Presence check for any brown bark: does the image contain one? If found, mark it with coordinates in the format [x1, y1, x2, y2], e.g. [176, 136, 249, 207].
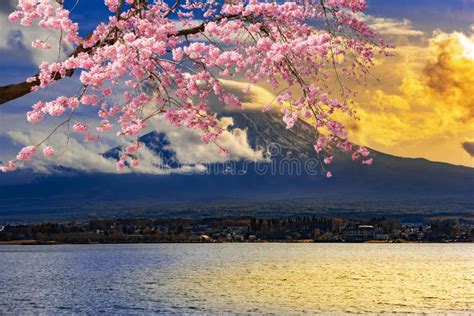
[0, 60, 78, 105]
[0, 38, 89, 105]
[0, 80, 39, 105]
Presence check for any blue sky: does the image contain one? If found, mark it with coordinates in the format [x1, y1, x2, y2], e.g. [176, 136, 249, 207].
[72, 0, 474, 34]
[2, 0, 471, 84]
[366, 0, 473, 32]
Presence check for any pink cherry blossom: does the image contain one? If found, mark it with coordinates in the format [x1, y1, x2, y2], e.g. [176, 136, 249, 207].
[43, 146, 54, 157]
[222, 93, 242, 109]
[43, 100, 66, 116]
[116, 156, 126, 171]
[282, 109, 298, 129]
[102, 87, 113, 97]
[0, 160, 17, 173]
[84, 134, 100, 142]
[96, 120, 113, 132]
[26, 110, 45, 124]
[16, 146, 37, 161]
[32, 40, 52, 49]
[362, 158, 373, 165]
[262, 104, 272, 113]
[8, 11, 22, 23]
[324, 156, 334, 165]
[358, 147, 370, 157]
[3, 0, 390, 175]
[125, 141, 141, 154]
[72, 121, 88, 133]
[7, 161, 15, 171]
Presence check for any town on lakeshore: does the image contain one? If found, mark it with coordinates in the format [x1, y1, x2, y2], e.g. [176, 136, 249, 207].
[1, 215, 472, 244]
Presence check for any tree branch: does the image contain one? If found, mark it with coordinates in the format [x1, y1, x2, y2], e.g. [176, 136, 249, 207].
[0, 14, 240, 105]
[116, 0, 124, 19]
[0, 44, 86, 105]
[164, 0, 181, 18]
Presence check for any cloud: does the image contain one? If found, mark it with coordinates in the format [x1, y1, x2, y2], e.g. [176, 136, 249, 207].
[147, 115, 265, 165]
[138, 78, 267, 166]
[421, 31, 474, 120]
[0, 0, 71, 67]
[6, 130, 119, 173]
[2, 78, 267, 174]
[5, 129, 221, 175]
[345, 30, 474, 167]
[217, 79, 275, 110]
[4, 113, 266, 174]
[356, 13, 424, 37]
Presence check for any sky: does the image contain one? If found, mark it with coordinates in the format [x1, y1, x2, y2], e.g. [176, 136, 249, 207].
[0, 0, 473, 173]
[347, 0, 474, 167]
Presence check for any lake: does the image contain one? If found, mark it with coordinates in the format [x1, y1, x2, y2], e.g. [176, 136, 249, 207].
[0, 243, 472, 314]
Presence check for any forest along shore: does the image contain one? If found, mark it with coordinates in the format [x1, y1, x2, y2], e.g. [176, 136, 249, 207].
[1, 215, 472, 244]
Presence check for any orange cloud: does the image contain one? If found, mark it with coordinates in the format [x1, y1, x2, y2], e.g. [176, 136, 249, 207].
[346, 31, 474, 167]
[225, 27, 473, 167]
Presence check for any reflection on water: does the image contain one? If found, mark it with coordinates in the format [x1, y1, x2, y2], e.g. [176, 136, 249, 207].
[0, 244, 472, 314]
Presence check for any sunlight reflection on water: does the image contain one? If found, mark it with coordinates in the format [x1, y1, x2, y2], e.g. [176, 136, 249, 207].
[0, 243, 473, 314]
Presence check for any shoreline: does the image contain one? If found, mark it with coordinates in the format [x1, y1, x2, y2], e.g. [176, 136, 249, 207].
[2, 216, 471, 244]
[0, 240, 471, 245]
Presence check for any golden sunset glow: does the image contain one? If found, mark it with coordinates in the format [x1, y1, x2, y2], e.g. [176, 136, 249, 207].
[160, 245, 474, 313]
[346, 31, 474, 167]
[237, 30, 474, 167]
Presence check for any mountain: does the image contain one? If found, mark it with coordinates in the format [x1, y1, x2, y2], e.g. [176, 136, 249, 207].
[0, 108, 472, 222]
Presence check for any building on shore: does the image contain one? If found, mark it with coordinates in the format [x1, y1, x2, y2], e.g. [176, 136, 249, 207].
[342, 225, 388, 242]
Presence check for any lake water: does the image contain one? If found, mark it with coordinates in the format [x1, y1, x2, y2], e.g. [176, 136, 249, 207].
[0, 243, 472, 314]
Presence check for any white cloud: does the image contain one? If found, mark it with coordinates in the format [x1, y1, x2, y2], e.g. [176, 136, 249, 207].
[4, 105, 266, 174]
[147, 115, 265, 165]
[5, 129, 228, 175]
[0, 0, 72, 66]
[7, 130, 119, 173]
[356, 13, 424, 37]
[142, 79, 269, 165]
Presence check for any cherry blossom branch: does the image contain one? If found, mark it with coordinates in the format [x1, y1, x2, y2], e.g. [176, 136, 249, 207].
[0, 12, 240, 105]
[1, 0, 388, 175]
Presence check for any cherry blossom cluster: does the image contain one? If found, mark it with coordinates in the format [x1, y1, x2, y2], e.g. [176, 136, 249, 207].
[8, 0, 79, 43]
[3, 0, 391, 176]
